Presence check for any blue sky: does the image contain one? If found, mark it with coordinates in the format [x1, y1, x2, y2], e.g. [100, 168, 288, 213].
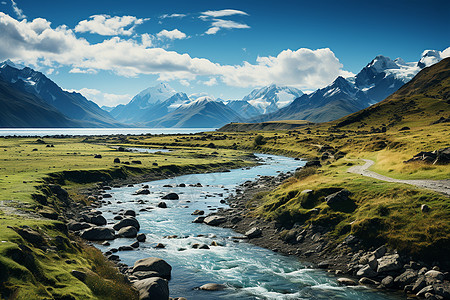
[0, 0, 449, 106]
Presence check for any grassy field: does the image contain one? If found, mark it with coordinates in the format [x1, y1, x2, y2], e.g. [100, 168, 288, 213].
[0, 136, 256, 299]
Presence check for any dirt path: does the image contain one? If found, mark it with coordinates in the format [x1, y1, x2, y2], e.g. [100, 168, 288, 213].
[347, 159, 450, 196]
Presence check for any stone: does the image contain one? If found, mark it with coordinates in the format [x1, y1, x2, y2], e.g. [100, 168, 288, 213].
[16, 228, 45, 245]
[137, 233, 146, 242]
[412, 276, 427, 294]
[191, 210, 205, 215]
[118, 226, 138, 238]
[124, 210, 136, 217]
[198, 244, 210, 249]
[71, 270, 87, 282]
[154, 243, 165, 249]
[132, 257, 172, 280]
[133, 271, 160, 280]
[161, 193, 179, 200]
[130, 241, 139, 248]
[421, 204, 431, 213]
[359, 277, 379, 285]
[133, 277, 169, 300]
[377, 254, 402, 273]
[118, 246, 134, 251]
[381, 276, 394, 288]
[157, 202, 167, 208]
[394, 269, 418, 287]
[113, 217, 140, 231]
[113, 158, 120, 163]
[325, 189, 354, 211]
[135, 188, 150, 195]
[199, 283, 227, 291]
[89, 215, 107, 226]
[317, 262, 329, 269]
[193, 216, 206, 223]
[68, 221, 91, 231]
[203, 215, 226, 226]
[357, 265, 378, 278]
[425, 270, 445, 281]
[337, 278, 358, 286]
[81, 227, 115, 241]
[417, 285, 435, 297]
[245, 227, 262, 239]
[372, 245, 387, 258]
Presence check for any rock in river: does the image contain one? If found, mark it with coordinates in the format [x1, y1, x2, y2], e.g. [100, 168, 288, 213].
[118, 226, 138, 238]
[161, 193, 179, 200]
[132, 257, 172, 280]
[81, 227, 115, 241]
[203, 215, 226, 226]
[245, 227, 262, 239]
[113, 217, 140, 231]
[133, 277, 169, 300]
[199, 283, 227, 291]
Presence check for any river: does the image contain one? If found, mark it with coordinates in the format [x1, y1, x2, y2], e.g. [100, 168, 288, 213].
[95, 153, 401, 299]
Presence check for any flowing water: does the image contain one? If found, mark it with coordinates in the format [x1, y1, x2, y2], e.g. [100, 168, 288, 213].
[95, 153, 401, 300]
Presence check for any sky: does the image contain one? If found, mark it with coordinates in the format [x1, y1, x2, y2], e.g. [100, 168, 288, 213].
[0, 0, 449, 107]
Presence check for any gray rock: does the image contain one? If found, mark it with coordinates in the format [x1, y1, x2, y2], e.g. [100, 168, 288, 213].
[381, 276, 394, 288]
[134, 188, 150, 195]
[71, 270, 87, 282]
[417, 285, 435, 297]
[412, 276, 427, 294]
[16, 228, 45, 245]
[199, 283, 227, 291]
[157, 202, 167, 208]
[132, 257, 172, 280]
[357, 265, 378, 278]
[203, 215, 226, 226]
[191, 210, 205, 215]
[337, 278, 358, 286]
[372, 245, 387, 258]
[89, 215, 107, 226]
[394, 269, 418, 287]
[377, 254, 402, 273]
[80, 227, 115, 241]
[359, 277, 379, 285]
[68, 221, 91, 231]
[161, 193, 179, 200]
[133, 277, 169, 300]
[245, 227, 262, 239]
[325, 189, 352, 207]
[193, 216, 206, 223]
[133, 271, 160, 280]
[137, 233, 146, 242]
[124, 210, 136, 217]
[425, 270, 445, 281]
[119, 245, 134, 251]
[113, 217, 140, 231]
[118, 226, 138, 238]
[130, 241, 139, 248]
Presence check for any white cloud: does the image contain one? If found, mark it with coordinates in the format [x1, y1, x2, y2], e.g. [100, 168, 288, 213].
[179, 79, 190, 86]
[205, 19, 250, 35]
[75, 87, 131, 107]
[69, 67, 97, 74]
[203, 77, 217, 86]
[201, 9, 248, 18]
[156, 29, 187, 40]
[75, 14, 148, 36]
[2, 1, 7, 5]
[0, 12, 351, 90]
[160, 13, 186, 19]
[10, 0, 25, 19]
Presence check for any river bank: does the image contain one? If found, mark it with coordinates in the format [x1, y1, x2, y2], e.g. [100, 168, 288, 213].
[202, 169, 450, 299]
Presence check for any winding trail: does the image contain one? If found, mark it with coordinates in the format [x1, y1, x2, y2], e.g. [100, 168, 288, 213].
[347, 159, 450, 196]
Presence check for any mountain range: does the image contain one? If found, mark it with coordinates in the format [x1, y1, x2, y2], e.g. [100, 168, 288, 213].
[0, 49, 445, 128]
[0, 60, 121, 127]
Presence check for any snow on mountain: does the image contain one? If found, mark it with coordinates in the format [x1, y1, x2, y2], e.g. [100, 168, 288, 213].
[417, 50, 442, 68]
[188, 92, 215, 101]
[242, 84, 303, 114]
[131, 82, 176, 108]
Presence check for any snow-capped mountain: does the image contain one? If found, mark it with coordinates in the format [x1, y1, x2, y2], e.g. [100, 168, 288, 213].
[242, 84, 303, 114]
[144, 96, 242, 128]
[110, 83, 177, 122]
[254, 50, 446, 123]
[0, 61, 121, 127]
[225, 100, 262, 119]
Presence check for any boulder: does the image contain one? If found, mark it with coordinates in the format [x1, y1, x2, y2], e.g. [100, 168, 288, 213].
[118, 226, 138, 238]
[71, 270, 87, 282]
[119, 246, 134, 251]
[81, 227, 115, 241]
[372, 245, 387, 258]
[68, 221, 91, 231]
[199, 283, 227, 291]
[113, 217, 140, 231]
[132, 257, 172, 280]
[89, 215, 107, 226]
[133, 277, 169, 300]
[113, 158, 121, 163]
[137, 233, 146, 242]
[157, 202, 167, 208]
[381, 276, 394, 288]
[394, 269, 418, 287]
[203, 215, 226, 226]
[191, 210, 205, 215]
[130, 241, 139, 248]
[325, 189, 355, 212]
[124, 210, 136, 217]
[161, 193, 179, 200]
[359, 277, 379, 285]
[245, 227, 262, 239]
[412, 276, 427, 294]
[337, 278, 358, 286]
[16, 228, 45, 245]
[357, 265, 378, 278]
[193, 216, 206, 223]
[135, 188, 150, 195]
[425, 270, 445, 281]
[377, 254, 402, 273]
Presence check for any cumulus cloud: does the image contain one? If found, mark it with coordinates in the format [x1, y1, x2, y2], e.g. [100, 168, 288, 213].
[69, 67, 97, 74]
[156, 29, 187, 40]
[201, 9, 248, 18]
[203, 77, 217, 86]
[10, 0, 25, 19]
[179, 79, 190, 86]
[160, 13, 186, 19]
[75, 14, 148, 36]
[205, 19, 250, 35]
[0, 12, 351, 90]
[75, 87, 131, 106]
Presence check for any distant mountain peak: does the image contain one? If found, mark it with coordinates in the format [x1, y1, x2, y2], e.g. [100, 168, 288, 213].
[0, 59, 25, 70]
[417, 50, 442, 68]
[366, 55, 399, 73]
[242, 84, 303, 114]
